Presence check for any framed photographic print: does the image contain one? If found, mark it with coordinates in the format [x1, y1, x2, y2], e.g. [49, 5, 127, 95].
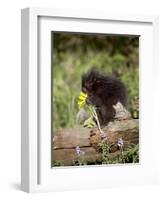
[21, 8, 159, 193]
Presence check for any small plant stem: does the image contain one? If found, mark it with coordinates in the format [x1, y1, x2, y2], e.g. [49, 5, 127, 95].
[89, 106, 103, 134]
[120, 147, 125, 163]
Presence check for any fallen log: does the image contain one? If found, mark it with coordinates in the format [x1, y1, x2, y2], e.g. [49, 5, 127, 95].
[52, 119, 139, 166]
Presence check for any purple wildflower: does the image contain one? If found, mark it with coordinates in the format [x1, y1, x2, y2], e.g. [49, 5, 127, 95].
[76, 146, 81, 156]
[117, 138, 124, 148]
[100, 131, 107, 139]
[75, 146, 85, 156]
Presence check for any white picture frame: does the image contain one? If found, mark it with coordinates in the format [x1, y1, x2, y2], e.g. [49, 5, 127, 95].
[21, 7, 159, 193]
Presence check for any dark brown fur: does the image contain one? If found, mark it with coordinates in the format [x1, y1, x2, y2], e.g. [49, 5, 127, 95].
[82, 69, 128, 126]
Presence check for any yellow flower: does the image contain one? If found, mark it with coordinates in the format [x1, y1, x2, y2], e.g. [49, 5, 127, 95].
[78, 91, 87, 109]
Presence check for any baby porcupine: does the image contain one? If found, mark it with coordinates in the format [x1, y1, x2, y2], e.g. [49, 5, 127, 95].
[81, 69, 128, 126]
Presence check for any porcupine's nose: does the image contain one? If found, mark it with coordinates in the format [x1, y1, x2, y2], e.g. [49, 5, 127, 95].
[82, 87, 87, 94]
[86, 97, 92, 105]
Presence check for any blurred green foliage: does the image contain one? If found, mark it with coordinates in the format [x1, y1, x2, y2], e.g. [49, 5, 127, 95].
[52, 33, 139, 130]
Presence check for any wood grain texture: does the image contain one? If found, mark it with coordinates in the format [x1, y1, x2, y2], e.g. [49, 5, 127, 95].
[53, 119, 139, 166]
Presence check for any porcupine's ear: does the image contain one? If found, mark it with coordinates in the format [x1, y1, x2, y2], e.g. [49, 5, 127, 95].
[89, 68, 104, 88]
[82, 67, 103, 93]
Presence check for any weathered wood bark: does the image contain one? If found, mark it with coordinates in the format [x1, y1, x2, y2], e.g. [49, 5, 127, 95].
[52, 119, 139, 166]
